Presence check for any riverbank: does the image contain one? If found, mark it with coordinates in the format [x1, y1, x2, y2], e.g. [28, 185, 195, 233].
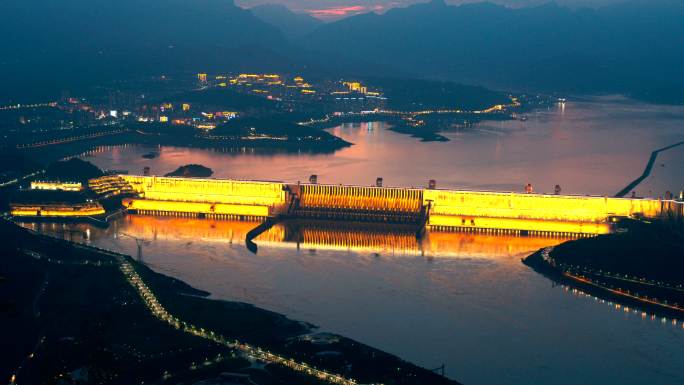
[0, 219, 459, 385]
[524, 219, 684, 318]
[308, 111, 522, 142]
[16, 127, 350, 161]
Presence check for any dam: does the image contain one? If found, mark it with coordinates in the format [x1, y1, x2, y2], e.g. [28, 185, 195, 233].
[110, 175, 683, 238]
[120, 175, 287, 220]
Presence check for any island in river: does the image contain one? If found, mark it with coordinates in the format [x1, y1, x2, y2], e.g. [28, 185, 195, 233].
[165, 164, 214, 178]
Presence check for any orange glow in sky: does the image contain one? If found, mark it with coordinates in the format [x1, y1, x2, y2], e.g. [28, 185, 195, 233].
[237, 1, 624, 21]
[305, 5, 384, 19]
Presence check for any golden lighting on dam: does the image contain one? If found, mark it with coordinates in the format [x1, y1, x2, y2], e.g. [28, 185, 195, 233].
[122, 199, 271, 219]
[119, 175, 287, 218]
[120, 175, 286, 208]
[10, 203, 106, 218]
[110, 175, 676, 236]
[30, 181, 83, 192]
[428, 215, 611, 236]
[423, 189, 663, 223]
[298, 184, 422, 213]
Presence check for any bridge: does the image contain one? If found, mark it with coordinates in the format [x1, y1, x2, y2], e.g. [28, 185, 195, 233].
[116, 175, 683, 241]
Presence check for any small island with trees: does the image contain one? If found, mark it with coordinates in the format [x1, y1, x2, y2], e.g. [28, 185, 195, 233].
[164, 164, 214, 178]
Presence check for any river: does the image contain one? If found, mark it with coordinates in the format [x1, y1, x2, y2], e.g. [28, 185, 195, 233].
[24, 97, 684, 384]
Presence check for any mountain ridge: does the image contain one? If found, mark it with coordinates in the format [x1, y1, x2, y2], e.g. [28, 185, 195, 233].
[303, 0, 684, 101]
[249, 3, 323, 40]
[0, 0, 293, 101]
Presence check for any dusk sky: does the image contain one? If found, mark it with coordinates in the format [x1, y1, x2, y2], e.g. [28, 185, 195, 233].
[3, 0, 683, 383]
[235, 0, 623, 20]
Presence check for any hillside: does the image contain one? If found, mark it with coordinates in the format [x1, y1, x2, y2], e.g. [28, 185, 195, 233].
[249, 3, 323, 40]
[0, 0, 291, 101]
[369, 77, 510, 111]
[304, 0, 684, 103]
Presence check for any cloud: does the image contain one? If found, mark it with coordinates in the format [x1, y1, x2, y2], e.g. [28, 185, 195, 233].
[305, 4, 386, 19]
[236, 1, 625, 21]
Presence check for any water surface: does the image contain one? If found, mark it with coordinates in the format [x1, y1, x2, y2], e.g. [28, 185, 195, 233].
[25, 217, 684, 385]
[42, 97, 684, 384]
[82, 96, 684, 196]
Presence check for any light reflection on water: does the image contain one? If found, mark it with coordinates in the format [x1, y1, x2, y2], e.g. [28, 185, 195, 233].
[48, 97, 684, 384]
[22, 215, 684, 385]
[81, 97, 684, 196]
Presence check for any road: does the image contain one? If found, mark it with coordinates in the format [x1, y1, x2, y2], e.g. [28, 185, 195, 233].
[20, 230, 375, 385]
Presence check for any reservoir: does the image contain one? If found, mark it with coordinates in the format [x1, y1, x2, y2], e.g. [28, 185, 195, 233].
[81, 96, 684, 196]
[23, 97, 684, 385]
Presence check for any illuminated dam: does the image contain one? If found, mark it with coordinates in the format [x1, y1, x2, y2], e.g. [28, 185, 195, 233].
[116, 175, 683, 238]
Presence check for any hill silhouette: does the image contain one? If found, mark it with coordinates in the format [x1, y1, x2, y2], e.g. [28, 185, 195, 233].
[249, 4, 323, 40]
[369, 77, 509, 111]
[0, 0, 292, 101]
[304, 0, 684, 102]
[3, 0, 684, 104]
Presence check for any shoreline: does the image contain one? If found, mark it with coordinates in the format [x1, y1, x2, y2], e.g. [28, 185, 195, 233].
[524, 250, 684, 319]
[2, 218, 460, 385]
[523, 220, 684, 319]
[307, 111, 523, 143]
[16, 129, 351, 163]
[6, 101, 548, 171]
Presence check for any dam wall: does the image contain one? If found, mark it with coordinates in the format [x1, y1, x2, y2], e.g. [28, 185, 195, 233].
[424, 190, 662, 222]
[427, 215, 611, 236]
[119, 175, 287, 218]
[122, 200, 272, 220]
[112, 175, 679, 236]
[655, 199, 684, 232]
[294, 184, 424, 222]
[10, 202, 106, 218]
[423, 189, 665, 235]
